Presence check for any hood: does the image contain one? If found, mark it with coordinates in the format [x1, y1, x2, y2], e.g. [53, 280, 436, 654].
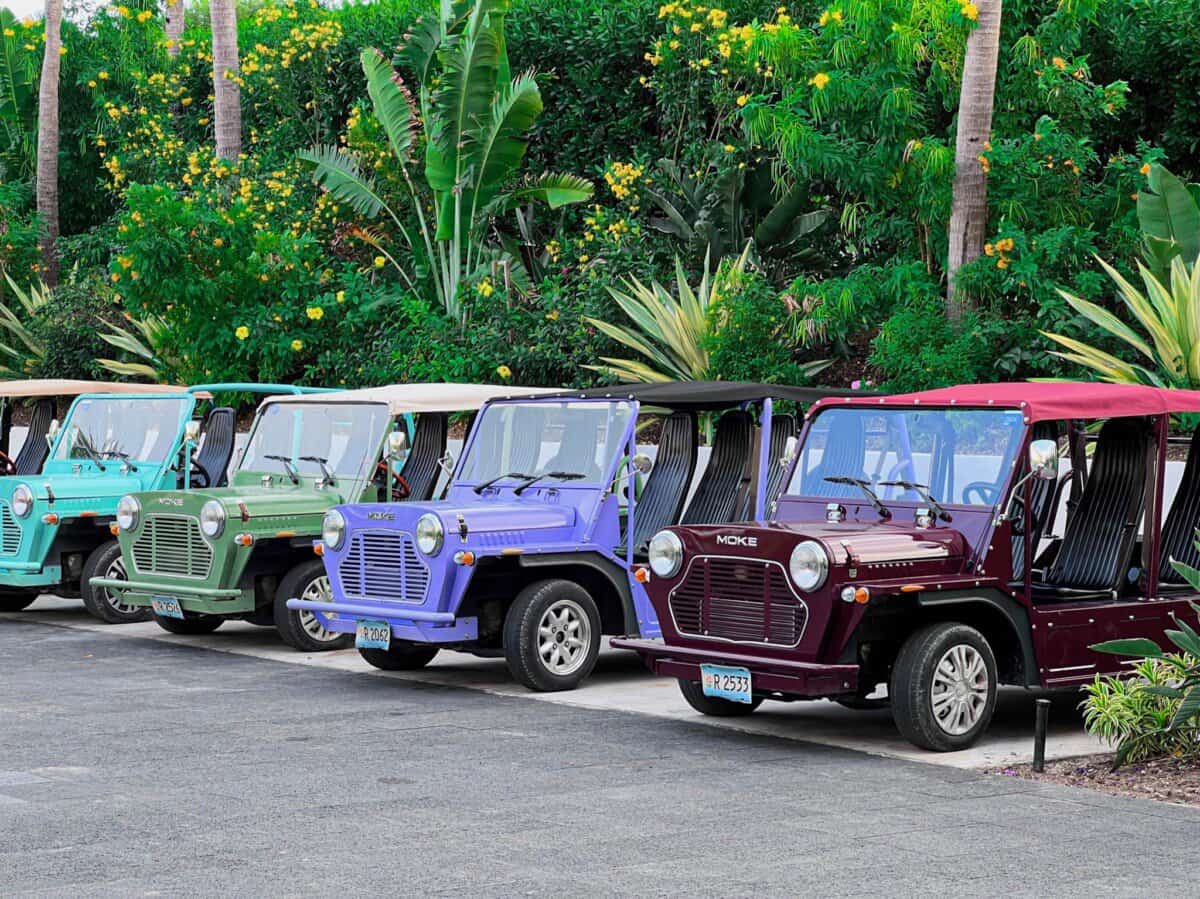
[1, 473, 156, 505]
[338, 498, 577, 536]
[136, 483, 346, 520]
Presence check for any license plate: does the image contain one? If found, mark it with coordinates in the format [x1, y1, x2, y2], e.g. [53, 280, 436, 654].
[151, 595, 184, 620]
[356, 619, 391, 650]
[700, 664, 753, 704]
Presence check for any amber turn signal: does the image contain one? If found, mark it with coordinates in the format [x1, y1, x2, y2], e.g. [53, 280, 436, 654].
[108, 523, 119, 535]
[453, 550, 476, 566]
[42, 513, 60, 525]
[634, 566, 651, 584]
[235, 533, 254, 547]
[313, 542, 324, 556]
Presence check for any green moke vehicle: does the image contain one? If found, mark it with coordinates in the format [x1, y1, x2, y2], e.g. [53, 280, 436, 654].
[92, 383, 527, 651]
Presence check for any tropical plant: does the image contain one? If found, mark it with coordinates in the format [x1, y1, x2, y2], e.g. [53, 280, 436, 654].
[1138, 163, 1200, 274]
[97, 314, 177, 382]
[210, 0, 241, 160]
[1043, 255, 1200, 389]
[0, 11, 37, 180]
[302, 0, 592, 322]
[0, 274, 50, 375]
[36, 0, 64, 286]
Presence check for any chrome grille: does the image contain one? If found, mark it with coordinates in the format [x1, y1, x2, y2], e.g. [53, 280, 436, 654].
[131, 515, 213, 579]
[669, 556, 808, 646]
[0, 502, 20, 555]
[339, 530, 430, 604]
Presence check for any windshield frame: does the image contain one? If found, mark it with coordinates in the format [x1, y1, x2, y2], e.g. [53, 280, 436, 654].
[237, 399, 393, 484]
[50, 393, 194, 467]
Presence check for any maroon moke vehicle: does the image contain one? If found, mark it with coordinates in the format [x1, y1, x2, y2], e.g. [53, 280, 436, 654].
[614, 382, 1200, 751]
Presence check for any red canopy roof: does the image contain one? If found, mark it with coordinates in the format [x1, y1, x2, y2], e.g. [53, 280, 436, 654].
[811, 382, 1200, 423]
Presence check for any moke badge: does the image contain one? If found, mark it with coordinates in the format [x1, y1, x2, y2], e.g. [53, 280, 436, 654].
[716, 534, 757, 548]
[158, 497, 184, 507]
[367, 511, 395, 521]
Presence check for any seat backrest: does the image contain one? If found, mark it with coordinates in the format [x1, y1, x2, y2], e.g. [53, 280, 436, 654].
[800, 412, 868, 497]
[397, 413, 448, 502]
[1160, 427, 1200, 584]
[1044, 417, 1151, 592]
[681, 410, 753, 526]
[1011, 421, 1059, 576]
[194, 407, 236, 488]
[630, 411, 697, 553]
[14, 398, 54, 475]
[762, 414, 798, 516]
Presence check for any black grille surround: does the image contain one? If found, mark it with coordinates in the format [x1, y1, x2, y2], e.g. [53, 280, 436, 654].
[667, 555, 809, 647]
[338, 530, 431, 604]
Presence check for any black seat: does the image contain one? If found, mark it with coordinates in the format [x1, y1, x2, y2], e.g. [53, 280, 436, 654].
[759, 413, 797, 517]
[1160, 427, 1200, 585]
[1038, 417, 1152, 596]
[800, 412, 868, 496]
[681, 410, 753, 525]
[629, 412, 697, 554]
[192, 407, 236, 488]
[1011, 422, 1060, 577]
[396, 413, 448, 502]
[13, 398, 54, 475]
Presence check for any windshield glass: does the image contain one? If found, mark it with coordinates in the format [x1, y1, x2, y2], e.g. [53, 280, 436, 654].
[240, 402, 392, 480]
[788, 407, 1026, 506]
[54, 397, 189, 464]
[458, 401, 634, 485]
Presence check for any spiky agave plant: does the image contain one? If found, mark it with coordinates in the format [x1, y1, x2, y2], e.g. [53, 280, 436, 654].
[0, 274, 50, 376]
[96, 313, 178, 383]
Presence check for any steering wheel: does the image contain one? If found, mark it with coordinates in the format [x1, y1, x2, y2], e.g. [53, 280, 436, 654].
[375, 460, 410, 500]
[963, 482, 999, 506]
[188, 454, 212, 489]
[0, 451, 16, 476]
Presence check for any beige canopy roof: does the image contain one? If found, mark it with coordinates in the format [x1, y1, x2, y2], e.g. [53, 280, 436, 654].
[0, 379, 187, 398]
[265, 382, 558, 415]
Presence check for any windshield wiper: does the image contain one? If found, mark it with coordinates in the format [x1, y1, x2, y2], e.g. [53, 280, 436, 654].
[300, 455, 336, 485]
[101, 449, 137, 472]
[74, 438, 107, 472]
[879, 480, 953, 522]
[264, 454, 300, 485]
[473, 471, 535, 495]
[513, 471, 586, 496]
[824, 476, 892, 520]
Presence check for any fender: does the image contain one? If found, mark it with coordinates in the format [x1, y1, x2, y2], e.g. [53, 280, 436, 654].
[516, 552, 639, 635]
[916, 588, 1039, 687]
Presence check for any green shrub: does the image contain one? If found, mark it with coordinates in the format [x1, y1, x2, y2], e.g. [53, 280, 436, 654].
[1082, 655, 1200, 767]
[27, 279, 116, 380]
[0, 181, 42, 291]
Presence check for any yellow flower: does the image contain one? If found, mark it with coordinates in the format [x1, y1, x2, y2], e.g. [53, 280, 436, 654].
[496, 365, 512, 379]
[2, 29, 15, 38]
[291, 339, 303, 351]
[736, 94, 749, 107]
[476, 278, 494, 298]
[1140, 162, 1151, 176]
[58, 46, 66, 56]
[373, 256, 385, 268]
[136, 9, 152, 22]
[306, 306, 324, 320]
[960, 2, 978, 21]
[98, 71, 109, 80]
[809, 72, 830, 90]
[1052, 56, 1066, 70]
[235, 325, 250, 340]
[723, 144, 735, 152]
[213, 237, 223, 247]
[546, 310, 559, 321]
[335, 290, 345, 303]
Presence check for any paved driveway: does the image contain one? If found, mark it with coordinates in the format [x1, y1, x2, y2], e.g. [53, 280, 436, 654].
[1, 613, 1197, 896]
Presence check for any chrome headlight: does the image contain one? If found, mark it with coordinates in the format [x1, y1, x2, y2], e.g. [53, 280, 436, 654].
[415, 513, 444, 556]
[11, 484, 33, 519]
[116, 495, 140, 531]
[648, 530, 684, 578]
[199, 499, 226, 538]
[322, 508, 346, 551]
[788, 540, 828, 591]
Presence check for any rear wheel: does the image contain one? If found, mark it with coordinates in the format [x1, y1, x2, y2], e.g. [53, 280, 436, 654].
[153, 610, 224, 635]
[891, 622, 997, 751]
[0, 591, 37, 612]
[677, 678, 763, 717]
[80, 540, 149, 624]
[273, 559, 352, 652]
[503, 579, 601, 692]
[358, 642, 439, 671]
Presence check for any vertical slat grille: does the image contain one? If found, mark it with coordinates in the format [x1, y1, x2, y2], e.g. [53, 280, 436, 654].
[339, 531, 430, 604]
[669, 556, 807, 646]
[0, 502, 20, 555]
[131, 515, 213, 578]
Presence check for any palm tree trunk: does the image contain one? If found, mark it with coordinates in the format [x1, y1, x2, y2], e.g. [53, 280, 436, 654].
[209, 0, 241, 161]
[166, 0, 185, 58]
[945, 0, 1003, 320]
[36, 0, 63, 287]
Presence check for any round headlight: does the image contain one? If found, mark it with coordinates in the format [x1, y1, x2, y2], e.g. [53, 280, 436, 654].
[648, 530, 684, 578]
[415, 513, 444, 556]
[788, 540, 828, 592]
[116, 495, 140, 531]
[11, 484, 33, 519]
[322, 508, 346, 551]
[199, 499, 226, 538]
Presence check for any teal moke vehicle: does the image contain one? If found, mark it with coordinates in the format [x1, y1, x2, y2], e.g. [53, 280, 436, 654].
[0, 383, 326, 622]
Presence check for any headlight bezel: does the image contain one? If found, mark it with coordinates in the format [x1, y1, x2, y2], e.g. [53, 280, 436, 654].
[788, 540, 829, 592]
[647, 529, 684, 578]
[11, 484, 33, 519]
[116, 495, 140, 531]
[199, 499, 226, 538]
[415, 513, 444, 556]
[322, 508, 346, 551]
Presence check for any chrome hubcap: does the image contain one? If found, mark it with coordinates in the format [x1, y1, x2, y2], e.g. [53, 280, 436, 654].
[536, 599, 590, 676]
[931, 644, 988, 736]
[297, 576, 339, 642]
[103, 557, 139, 615]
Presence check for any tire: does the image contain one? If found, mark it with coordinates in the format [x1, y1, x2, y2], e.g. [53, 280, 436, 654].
[677, 678, 763, 717]
[153, 611, 224, 635]
[890, 622, 998, 751]
[503, 579, 602, 692]
[0, 591, 37, 612]
[80, 540, 149, 624]
[273, 559, 352, 653]
[836, 697, 890, 711]
[358, 643, 439, 671]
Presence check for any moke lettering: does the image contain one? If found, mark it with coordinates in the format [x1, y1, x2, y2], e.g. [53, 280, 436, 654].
[715, 534, 757, 548]
[367, 511, 395, 521]
[158, 497, 184, 507]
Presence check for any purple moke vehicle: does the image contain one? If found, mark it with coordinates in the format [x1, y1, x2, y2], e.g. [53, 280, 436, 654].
[615, 382, 1200, 751]
[288, 382, 859, 691]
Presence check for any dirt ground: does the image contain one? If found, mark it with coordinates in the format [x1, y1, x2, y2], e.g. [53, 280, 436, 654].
[998, 752, 1200, 807]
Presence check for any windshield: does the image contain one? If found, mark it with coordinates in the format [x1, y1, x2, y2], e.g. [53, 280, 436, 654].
[54, 397, 190, 464]
[240, 402, 392, 481]
[789, 407, 1026, 506]
[458, 400, 634, 485]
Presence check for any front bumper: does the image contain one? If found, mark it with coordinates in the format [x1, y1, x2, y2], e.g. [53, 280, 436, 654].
[286, 597, 478, 643]
[91, 576, 247, 615]
[611, 638, 859, 698]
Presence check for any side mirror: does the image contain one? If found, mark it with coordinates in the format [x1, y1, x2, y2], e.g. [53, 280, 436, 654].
[184, 419, 202, 443]
[1029, 439, 1058, 480]
[387, 430, 408, 460]
[780, 435, 799, 468]
[632, 453, 654, 475]
[45, 418, 60, 447]
[437, 450, 456, 474]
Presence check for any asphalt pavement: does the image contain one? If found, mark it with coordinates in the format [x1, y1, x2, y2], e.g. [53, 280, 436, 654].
[2, 614, 1199, 897]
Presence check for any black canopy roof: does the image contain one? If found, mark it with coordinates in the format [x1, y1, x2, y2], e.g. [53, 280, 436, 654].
[510, 381, 870, 411]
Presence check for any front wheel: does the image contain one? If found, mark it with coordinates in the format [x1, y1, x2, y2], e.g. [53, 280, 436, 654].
[890, 622, 998, 751]
[358, 642, 439, 671]
[503, 579, 601, 692]
[273, 559, 352, 653]
[0, 591, 37, 612]
[154, 610, 224, 635]
[80, 540, 149, 624]
[677, 678, 763, 717]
